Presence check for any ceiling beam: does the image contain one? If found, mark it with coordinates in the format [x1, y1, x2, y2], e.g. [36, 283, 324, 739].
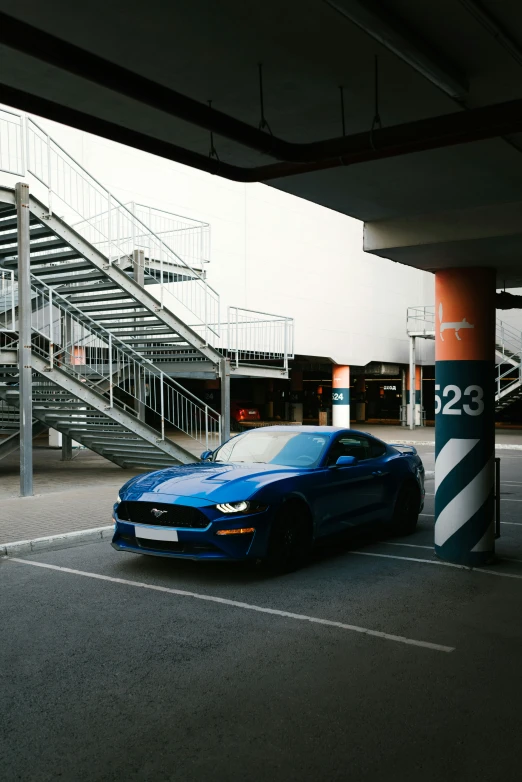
[324, 0, 468, 99]
[3, 83, 522, 184]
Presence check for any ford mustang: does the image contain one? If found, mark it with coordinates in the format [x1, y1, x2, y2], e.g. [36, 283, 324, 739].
[112, 426, 424, 570]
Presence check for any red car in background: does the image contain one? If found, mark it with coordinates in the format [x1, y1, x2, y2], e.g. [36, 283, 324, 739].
[231, 401, 261, 430]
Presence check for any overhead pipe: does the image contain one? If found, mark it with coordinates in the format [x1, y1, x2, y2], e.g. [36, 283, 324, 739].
[4, 82, 522, 185]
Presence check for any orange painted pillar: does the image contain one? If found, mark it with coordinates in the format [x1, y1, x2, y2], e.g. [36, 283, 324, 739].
[332, 366, 350, 427]
[434, 268, 495, 566]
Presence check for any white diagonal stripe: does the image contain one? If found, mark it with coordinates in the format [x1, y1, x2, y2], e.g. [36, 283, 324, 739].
[435, 438, 479, 493]
[435, 458, 494, 547]
[471, 522, 494, 552]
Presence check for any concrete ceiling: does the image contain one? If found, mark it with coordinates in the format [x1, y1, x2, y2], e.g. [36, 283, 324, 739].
[2, 0, 522, 281]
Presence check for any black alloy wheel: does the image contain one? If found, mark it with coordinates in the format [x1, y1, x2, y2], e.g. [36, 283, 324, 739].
[265, 503, 313, 573]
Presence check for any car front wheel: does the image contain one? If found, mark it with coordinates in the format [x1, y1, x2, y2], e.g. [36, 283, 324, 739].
[265, 503, 313, 573]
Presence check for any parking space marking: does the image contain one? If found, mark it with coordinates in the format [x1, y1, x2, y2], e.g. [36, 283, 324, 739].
[350, 551, 522, 580]
[384, 542, 433, 550]
[420, 513, 522, 527]
[6, 558, 455, 654]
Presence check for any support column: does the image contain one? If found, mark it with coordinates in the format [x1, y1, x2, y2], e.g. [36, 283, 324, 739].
[408, 336, 416, 430]
[132, 248, 145, 288]
[332, 365, 350, 428]
[434, 267, 495, 566]
[220, 357, 231, 443]
[401, 367, 407, 426]
[61, 435, 73, 461]
[16, 182, 33, 497]
[132, 250, 146, 421]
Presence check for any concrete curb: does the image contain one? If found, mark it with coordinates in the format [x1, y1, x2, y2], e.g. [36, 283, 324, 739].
[391, 440, 522, 451]
[0, 526, 114, 557]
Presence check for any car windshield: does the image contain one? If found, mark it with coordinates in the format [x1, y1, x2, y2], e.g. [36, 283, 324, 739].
[213, 430, 330, 468]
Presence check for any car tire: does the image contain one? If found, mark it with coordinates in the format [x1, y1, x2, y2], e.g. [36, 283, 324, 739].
[265, 502, 313, 573]
[390, 482, 420, 536]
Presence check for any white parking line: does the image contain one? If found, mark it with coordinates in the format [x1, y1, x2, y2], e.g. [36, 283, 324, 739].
[6, 558, 455, 654]
[350, 551, 522, 580]
[420, 513, 522, 527]
[384, 542, 522, 566]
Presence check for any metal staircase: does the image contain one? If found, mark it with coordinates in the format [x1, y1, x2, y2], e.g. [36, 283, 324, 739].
[407, 305, 522, 412]
[0, 107, 295, 477]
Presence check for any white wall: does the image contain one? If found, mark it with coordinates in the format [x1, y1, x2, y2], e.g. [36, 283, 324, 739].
[1, 108, 436, 366]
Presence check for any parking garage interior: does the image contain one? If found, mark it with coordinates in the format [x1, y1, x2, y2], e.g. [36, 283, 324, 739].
[3, 1, 522, 780]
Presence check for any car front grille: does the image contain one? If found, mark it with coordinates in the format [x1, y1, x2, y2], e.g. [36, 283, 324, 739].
[117, 501, 210, 528]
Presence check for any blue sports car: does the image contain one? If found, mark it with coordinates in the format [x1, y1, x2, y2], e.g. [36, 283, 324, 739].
[112, 426, 425, 570]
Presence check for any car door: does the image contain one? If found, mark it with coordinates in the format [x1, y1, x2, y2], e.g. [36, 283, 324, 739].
[312, 434, 379, 535]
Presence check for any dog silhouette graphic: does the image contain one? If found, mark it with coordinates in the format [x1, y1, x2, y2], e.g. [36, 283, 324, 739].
[439, 302, 474, 341]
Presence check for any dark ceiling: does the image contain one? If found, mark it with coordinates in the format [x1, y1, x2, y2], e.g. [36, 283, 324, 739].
[1, 0, 522, 261]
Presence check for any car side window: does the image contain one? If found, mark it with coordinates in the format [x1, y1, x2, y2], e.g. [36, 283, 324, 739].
[326, 435, 372, 465]
[369, 439, 386, 458]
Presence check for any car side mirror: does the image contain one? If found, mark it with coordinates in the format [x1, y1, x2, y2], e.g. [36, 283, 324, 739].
[200, 450, 213, 462]
[335, 455, 357, 467]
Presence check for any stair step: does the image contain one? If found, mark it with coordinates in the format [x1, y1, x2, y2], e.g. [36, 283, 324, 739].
[56, 281, 120, 296]
[0, 225, 52, 247]
[79, 301, 148, 313]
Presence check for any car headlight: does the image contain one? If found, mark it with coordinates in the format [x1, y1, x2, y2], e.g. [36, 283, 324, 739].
[215, 501, 267, 514]
[216, 501, 250, 513]
[116, 494, 121, 504]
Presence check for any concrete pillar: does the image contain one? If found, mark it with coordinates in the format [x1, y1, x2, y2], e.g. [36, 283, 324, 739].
[401, 367, 407, 426]
[434, 267, 495, 566]
[16, 182, 33, 497]
[332, 365, 350, 428]
[61, 435, 73, 461]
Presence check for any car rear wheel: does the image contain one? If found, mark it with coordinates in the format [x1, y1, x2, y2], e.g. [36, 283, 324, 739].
[391, 482, 420, 536]
[265, 503, 313, 573]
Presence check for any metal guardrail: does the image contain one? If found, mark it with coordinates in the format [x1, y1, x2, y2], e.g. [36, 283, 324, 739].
[28, 276, 221, 450]
[407, 304, 522, 401]
[1, 109, 296, 370]
[129, 203, 210, 270]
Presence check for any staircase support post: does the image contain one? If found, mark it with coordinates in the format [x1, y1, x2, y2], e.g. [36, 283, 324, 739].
[61, 436, 73, 461]
[16, 182, 33, 497]
[220, 357, 231, 444]
[408, 336, 416, 431]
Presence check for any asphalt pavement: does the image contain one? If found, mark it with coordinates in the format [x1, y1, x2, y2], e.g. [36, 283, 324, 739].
[2, 445, 522, 781]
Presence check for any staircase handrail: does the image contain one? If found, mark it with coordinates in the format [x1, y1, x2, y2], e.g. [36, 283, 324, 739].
[28, 275, 221, 448]
[23, 116, 220, 336]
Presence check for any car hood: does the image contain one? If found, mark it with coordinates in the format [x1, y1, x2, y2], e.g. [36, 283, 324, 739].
[123, 462, 303, 503]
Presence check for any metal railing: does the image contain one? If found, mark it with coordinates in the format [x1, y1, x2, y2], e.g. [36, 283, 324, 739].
[129, 203, 210, 269]
[1, 114, 220, 337]
[0, 270, 16, 330]
[226, 307, 294, 369]
[28, 277, 221, 450]
[407, 304, 522, 401]
[0, 108, 24, 176]
[1, 108, 296, 369]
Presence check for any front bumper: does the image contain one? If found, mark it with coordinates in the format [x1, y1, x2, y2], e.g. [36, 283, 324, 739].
[111, 506, 273, 561]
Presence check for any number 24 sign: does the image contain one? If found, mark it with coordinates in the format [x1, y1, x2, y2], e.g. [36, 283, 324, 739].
[435, 385, 484, 416]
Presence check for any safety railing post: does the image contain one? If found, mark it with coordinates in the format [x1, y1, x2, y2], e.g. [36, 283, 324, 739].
[284, 318, 288, 372]
[205, 404, 209, 451]
[107, 193, 112, 264]
[235, 307, 239, 368]
[160, 373, 165, 440]
[46, 133, 53, 216]
[108, 334, 113, 407]
[48, 287, 54, 368]
[10, 269, 15, 331]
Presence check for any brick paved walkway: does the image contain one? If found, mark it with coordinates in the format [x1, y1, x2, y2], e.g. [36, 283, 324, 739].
[0, 447, 140, 545]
